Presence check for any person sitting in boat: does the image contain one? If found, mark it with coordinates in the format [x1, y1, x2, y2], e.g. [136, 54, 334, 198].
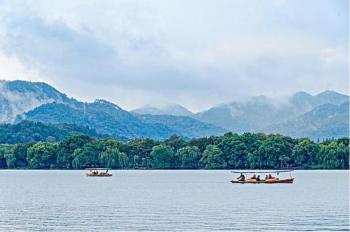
[256, 175, 261, 181]
[237, 173, 245, 181]
[268, 174, 274, 179]
[251, 174, 257, 179]
[265, 175, 269, 180]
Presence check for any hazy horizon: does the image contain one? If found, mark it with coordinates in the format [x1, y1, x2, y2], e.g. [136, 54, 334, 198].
[1, 78, 348, 113]
[0, 0, 348, 111]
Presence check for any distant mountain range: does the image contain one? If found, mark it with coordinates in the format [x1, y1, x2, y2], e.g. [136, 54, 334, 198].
[1, 80, 224, 140]
[0, 80, 348, 140]
[19, 100, 224, 140]
[266, 102, 349, 139]
[194, 91, 349, 140]
[132, 104, 193, 116]
[0, 80, 75, 123]
[135, 91, 349, 140]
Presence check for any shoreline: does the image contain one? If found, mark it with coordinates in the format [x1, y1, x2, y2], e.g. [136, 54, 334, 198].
[0, 169, 348, 171]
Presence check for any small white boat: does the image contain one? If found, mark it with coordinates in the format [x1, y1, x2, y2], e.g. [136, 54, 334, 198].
[86, 168, 112, 177]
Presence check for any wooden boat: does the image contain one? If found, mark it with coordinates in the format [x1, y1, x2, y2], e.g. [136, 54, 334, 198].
[230, 178, 294, 184]
[230, 170, 294, 184]
[86, 168, 112, 177]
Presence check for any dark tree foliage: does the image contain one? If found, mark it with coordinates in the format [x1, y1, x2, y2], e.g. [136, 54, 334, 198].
[151, 144, 176, 169]
[0, 121, 105, 144]
[56, 135, 92, 168]
[0, 134, 348, 169]
[177, 146, 201, 169]
[27, 142, 58, 169]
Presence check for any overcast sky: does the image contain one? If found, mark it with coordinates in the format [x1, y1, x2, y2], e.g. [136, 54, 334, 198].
[0, 0, 348, 112]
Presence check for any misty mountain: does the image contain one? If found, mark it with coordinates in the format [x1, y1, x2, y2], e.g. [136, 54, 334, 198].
[2, 80, 348, 140]
[194, 91, 349, 139]
[132, 104, 193, 116]
[195, 96, 285, 133]
[19, 101, 175, 140]
[0, 80, 223, 139]
[265, 102, 349, 140]
[17, 93, 224, 139]
[289, 90, 349, 112]
[136, 114, 225, 138]
[0, 80, 76, 123]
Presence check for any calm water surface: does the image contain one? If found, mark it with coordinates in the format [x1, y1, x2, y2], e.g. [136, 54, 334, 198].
[0, 170, 348, 231]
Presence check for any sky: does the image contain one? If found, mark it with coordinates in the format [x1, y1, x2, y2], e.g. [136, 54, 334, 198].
[0, 0, 348, 112]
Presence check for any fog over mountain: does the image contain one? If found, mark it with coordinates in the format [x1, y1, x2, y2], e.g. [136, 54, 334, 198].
[0, 80, 348, 140]
[0, 80, 224, 139]
[0, 0, 347, 111]
[193, 91, 349, 139]
[0, 80, 75, 123]
[132, 104, 193, 117]
[266, 101, 349, 139]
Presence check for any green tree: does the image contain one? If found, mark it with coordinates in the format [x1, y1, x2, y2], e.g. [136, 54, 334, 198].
[5, 152, 16, 168]
[278, 154, 290, 168]
[256, 135, 293, 168]
[177, 146, 201, 169]
[56, 135, 91, 168]
[0, 130, 348, 170]
[27, 142, 58, 168]
[126, 139, 158, 168]
[118, 152, 129, 168]
[151, 144, 176, 169]
[247, 152, 262, 169]
[189, 136, 221, 153]
[99, 147, 127, 169]
[319, 142, 349, 169]
[219, 134, 247, 168]
[336, 137, 349, 146]
[292, 138, 320, 168]
[200, 145, 226, 169]
[71, 142, 100, 169]
[0, 145, 8, 168]
[13, 143, 30, 168]
[0, 145, 15, 168]
[165, 135, 186, 150]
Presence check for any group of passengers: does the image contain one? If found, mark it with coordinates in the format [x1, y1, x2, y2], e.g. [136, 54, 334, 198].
[237, 173, 275, 181]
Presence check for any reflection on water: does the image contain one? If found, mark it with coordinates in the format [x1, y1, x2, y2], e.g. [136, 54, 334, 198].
[0, 170, 348, 231]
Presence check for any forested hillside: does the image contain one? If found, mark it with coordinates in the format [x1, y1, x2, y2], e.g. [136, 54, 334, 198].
[195, 91, 349, 139]
[0, 80, 76, 123]
[1, 80, 349, 140]
[21, 101, 225, 139]
[0, 121, 107, 144]
[0, 133, 348, 169]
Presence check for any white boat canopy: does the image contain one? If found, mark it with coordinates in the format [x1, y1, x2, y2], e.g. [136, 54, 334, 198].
[231, 170, 294, 174]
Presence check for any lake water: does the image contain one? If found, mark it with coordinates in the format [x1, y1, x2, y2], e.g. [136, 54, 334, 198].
[0, 170, 348, 231]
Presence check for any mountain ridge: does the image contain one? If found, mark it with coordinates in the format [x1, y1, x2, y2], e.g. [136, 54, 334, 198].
[1, 80, 348, 140]
[132, 103, 193, 116]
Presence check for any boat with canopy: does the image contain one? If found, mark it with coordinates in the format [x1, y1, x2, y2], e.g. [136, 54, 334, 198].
[86, 168, 112, 177]
[230, 170, 294, 184]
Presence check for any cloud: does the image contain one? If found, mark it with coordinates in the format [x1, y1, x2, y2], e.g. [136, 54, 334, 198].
[0, 80, 58, 123]
[0, 54, 42, 81]
[0, 0, 348, 111]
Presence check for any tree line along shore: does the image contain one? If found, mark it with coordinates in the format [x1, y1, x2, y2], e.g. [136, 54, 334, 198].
[0, 133, 348, 170]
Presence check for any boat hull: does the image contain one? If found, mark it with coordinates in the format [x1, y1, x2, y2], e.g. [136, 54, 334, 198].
[231, 178, 294, 184]
[86, 173, 112, 177]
